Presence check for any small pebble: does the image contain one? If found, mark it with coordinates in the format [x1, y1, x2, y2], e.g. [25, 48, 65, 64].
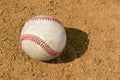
[2, 37, 8, 41]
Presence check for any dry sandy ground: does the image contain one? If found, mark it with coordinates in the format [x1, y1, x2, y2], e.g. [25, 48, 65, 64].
[0, 0, 120, 80]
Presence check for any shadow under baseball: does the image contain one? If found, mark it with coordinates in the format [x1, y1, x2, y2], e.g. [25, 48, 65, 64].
[44, 27, 89, 63]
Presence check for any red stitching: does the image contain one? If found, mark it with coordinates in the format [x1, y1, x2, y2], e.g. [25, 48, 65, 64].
[28, 16, 61, 24]
[20, 34, 63, 56]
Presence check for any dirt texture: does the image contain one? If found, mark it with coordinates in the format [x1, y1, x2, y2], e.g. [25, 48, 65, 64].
[0, 0, 120, 80]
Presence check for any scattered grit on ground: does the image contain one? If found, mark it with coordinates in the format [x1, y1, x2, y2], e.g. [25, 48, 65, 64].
[0, 0, 120, 80]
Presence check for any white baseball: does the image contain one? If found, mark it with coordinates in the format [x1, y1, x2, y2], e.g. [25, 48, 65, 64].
[20, 15, 66, 61]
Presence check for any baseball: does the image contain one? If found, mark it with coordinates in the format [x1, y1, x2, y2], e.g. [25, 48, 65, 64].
[20, 15, 66, 61]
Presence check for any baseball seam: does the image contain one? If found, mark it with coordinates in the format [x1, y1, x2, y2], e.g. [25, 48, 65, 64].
[28, 16, 61, 24]
[20, 34, 63, 57]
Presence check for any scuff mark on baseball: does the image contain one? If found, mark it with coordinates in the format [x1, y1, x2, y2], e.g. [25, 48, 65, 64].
[20, 15, 66, 61]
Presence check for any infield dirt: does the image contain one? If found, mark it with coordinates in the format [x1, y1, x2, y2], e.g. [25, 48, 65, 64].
[0, 0, 120, 80]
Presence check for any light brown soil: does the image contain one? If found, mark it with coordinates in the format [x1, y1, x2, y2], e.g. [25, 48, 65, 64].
[0, 0, 120, 80]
